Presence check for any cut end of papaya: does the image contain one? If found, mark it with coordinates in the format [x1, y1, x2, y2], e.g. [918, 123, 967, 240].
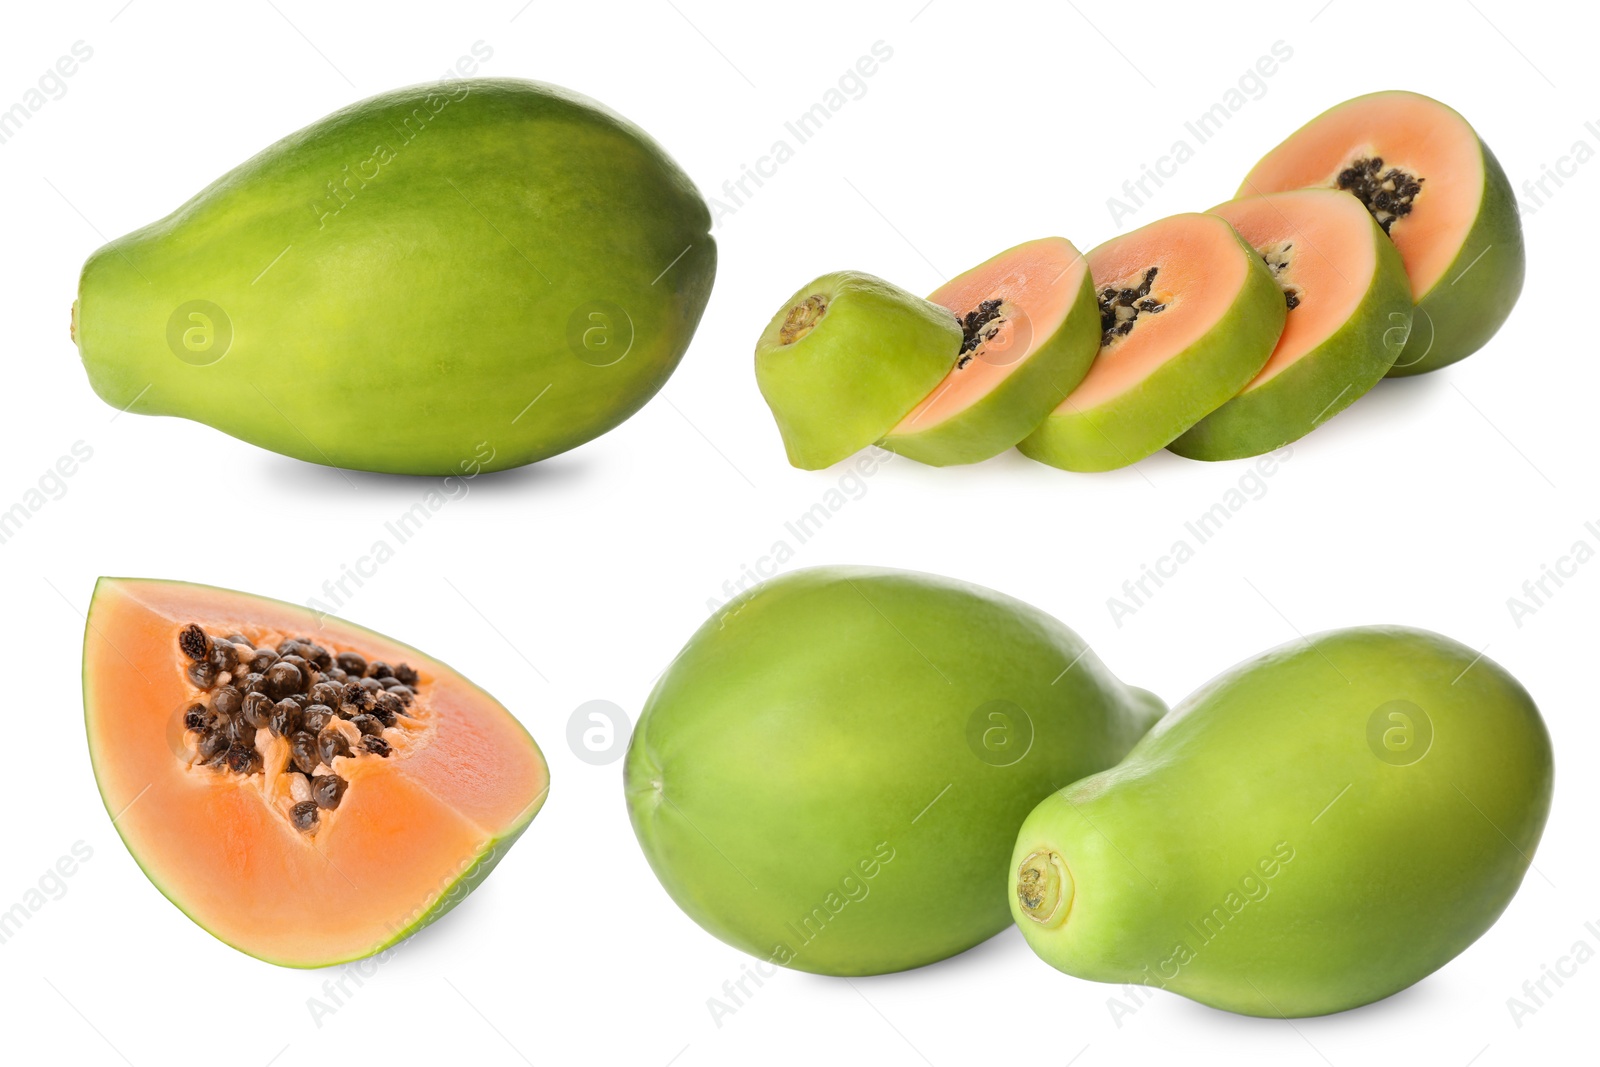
[754, 271, 960, 469]
[83, 577, 549, 968]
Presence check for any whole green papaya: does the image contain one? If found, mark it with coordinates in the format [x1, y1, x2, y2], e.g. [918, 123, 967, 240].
[1011, 626, 1553, 1016]
[72, 78, 715, 474]
[626, 566, 1165, 976]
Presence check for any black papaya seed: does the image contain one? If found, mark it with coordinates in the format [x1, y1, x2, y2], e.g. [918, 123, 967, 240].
[312, 773, 347, 810]
[289, 731, 320, 775]
[210, 685, 243, 719]
[302, 705, 334, 734]
[186, 658, 218, 689]
[350, 714, 383, 737]
[241, 691, 273, 728]
[225, 744, 261, 775]
[265, 661, 304, 699]
[269, 699, 302, 738]
[317, 730, 351, 766]
[178, 623, 211, 661]
[291, 801, 320, 833]
[309, 681, 342, 707]
[197, 729, 228, 761]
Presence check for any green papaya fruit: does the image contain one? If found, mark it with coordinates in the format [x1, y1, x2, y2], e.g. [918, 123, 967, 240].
[626, 565, 1165, 976]
[71, 78, 716, 474]
[754, 272, 960, 469]
[1010, 626, 1553, 1017]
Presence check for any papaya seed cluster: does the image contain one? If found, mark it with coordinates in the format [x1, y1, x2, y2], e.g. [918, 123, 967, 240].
[178, 624, 420, 835]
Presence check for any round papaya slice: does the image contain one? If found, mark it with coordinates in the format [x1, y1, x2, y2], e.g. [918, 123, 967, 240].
[1018, 213, 1286, 472]
[83, 577, 549, 967]
[1238, 90, 1524, 376]
[880, 237, 1100, 466]
[1168, 189, 1413, 460]
[755, 272, 960, 470]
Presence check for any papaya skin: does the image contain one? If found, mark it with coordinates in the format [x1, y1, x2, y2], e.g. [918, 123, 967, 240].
[880, 240, 1101, 467]
[755, 273, 960, 469]
[72, 79, 715, 474]
[1386, 140, 1523, 375]
[1169, 194, 1412, 460]
[625, 566, 1165, 976]
[1010, 626, 1553, 1017]
[1018, 216, 1287, 473]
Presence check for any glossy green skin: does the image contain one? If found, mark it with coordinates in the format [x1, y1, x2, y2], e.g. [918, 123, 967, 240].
[1010, 627, 1553, 1017]
[626, 566, 1165, 976]
[1018, 217, 1287, 472]
[881, 254, 1101, 466]
[73, 79, 716, 474]
[1387, 140, 1523, 375]
[756, 273, 959, 469]
[1169, 199, 1411, 460]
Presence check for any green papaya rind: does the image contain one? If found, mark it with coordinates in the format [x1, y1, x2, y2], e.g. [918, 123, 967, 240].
[755, 273, 960, 469]
[73, 79, 716, 474]
[1168, 202, 1412, 461]
[1018, 217, 1287, 473]
[1009, 626, 1553, 1017]
[879, 243, 1101, 466]
[625, 565, 1165, 976]
[1386, 139, 1524, 375]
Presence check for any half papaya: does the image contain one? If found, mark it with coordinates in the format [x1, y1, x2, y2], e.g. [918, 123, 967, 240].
[83, 577, 549, 967]
[1239, 90, 1524, 375]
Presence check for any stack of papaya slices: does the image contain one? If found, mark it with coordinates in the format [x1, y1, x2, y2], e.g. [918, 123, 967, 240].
[754, 90, 1523, 471]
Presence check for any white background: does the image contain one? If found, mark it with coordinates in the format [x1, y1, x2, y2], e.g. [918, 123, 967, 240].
[1, 1, 1594, 1064]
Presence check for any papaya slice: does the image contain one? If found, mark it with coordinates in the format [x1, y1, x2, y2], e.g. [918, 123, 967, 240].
[1238, 90, 1524, 375]
[755, 272, 961, 469]
[880, 237, 1100, 466]
[1018, 213, 1286, 472]
[83, 578, 549, 967]
[1168, 189, 1413, 460]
